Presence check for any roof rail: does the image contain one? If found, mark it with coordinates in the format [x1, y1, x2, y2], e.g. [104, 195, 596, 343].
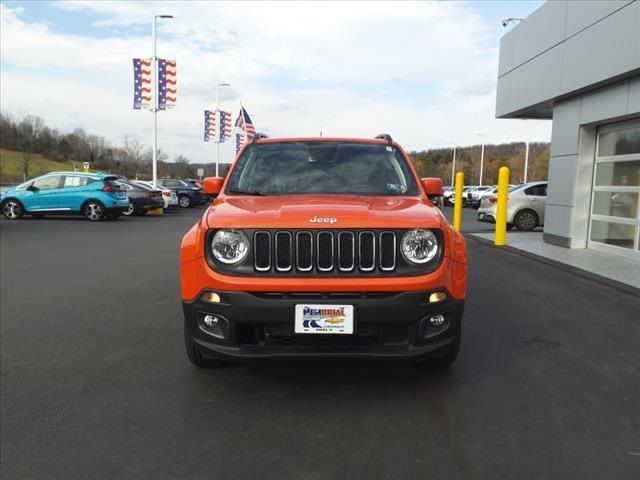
[252, 133, 269, 143]
[374, 133, 393, 143]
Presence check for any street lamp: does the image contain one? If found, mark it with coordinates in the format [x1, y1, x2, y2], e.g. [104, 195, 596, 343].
[215, 81, 231, 177]
[524, 141, 530, 183]
[474, 131, 487, 186]
[501, 17, 523, 27]
[151, 14, 174, 188]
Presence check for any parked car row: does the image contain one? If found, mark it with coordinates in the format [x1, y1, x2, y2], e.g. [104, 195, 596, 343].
[0, 172, 210, 221]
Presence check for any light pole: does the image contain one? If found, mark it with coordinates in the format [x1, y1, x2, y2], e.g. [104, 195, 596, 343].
[216, 81, 231, 177]
[451, 146, 457, 187]
[475, 131, 487, 186]
[524, 141, 530, 183]
[152, 14, 173, 188]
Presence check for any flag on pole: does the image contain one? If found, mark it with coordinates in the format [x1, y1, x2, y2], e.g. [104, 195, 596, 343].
[219, 111, 232, 142]
[204, 110, 216, 142]
[234, 106, 256, 142]
[158, 59, 177, 110]
[133, 58, 152, 110]
[235, 133, 245, 155]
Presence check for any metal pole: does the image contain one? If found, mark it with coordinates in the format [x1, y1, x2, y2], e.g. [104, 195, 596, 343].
[479, 142, 485, 186]
[151, 16, 158, 189]
[451, 146, 456, 187]
[524, 141, 530, 183]
[495, 166, 510, 246]
[215, 82, 220, 177]
[453, 172, 464, 232]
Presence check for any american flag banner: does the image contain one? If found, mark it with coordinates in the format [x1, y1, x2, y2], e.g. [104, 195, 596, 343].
[204, 110, 217, 142]
[219, 111, 232, 142]
[133, 58, 152, 110]
[235, 132, 245, 154]
[234, 106, 256, 142]
[158, 59, 177, 110]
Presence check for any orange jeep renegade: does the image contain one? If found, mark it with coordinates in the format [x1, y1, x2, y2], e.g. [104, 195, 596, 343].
[180, 134, 467, 367]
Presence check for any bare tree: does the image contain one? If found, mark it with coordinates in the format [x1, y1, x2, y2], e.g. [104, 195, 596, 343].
[16, 116, 44, 180]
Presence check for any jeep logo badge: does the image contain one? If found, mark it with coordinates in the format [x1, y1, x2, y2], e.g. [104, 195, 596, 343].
[309, 216, 337, 224]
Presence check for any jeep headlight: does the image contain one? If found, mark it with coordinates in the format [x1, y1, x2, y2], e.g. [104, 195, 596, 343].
[401, 229, 439, 264]
[211, 230, 249, 264]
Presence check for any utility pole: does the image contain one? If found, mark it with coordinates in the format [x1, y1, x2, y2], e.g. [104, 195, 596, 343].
[479, 142, 485, 186]
[151, 14, 173, 188]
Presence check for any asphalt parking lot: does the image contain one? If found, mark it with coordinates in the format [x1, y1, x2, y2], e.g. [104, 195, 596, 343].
[1, 207, 639, 480]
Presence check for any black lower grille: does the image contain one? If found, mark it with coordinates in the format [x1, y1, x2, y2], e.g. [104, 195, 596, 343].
[265, 324, 379, 347]
[236, 322, 411, 348]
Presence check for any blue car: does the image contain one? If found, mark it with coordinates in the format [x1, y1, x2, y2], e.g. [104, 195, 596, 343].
[0, 171, 130, 221]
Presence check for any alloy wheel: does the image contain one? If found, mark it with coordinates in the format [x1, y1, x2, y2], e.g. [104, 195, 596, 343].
[179, 196, 190, 208]
[123, 201, 135, 216]
[516, 211, 537, 230]
[3, 201, 22, 219]
[85, 202, 103, 221]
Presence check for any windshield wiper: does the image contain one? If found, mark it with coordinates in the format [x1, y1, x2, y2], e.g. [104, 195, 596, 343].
[227, 188, 268, 196]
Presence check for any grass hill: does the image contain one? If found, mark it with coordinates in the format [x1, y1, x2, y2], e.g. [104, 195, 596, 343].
[0, 149, 76, 185]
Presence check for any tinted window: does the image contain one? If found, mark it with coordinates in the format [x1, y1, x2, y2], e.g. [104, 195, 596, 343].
[525, 184, 547, 196]
[226, 142, 419, 196]
[164, 180, 184, 188]
[63, 176, 90, 188]
[33, 175, 62, 190]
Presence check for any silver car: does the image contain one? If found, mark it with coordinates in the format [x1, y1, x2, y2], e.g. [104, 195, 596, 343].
[477, 182, 547, 231]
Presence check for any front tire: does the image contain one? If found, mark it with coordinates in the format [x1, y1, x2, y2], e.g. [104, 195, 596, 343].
[514, 209, 539, 231]
[82, 201, 105, 221]
[1, 199, 24, 220]
[428, 328, 461, 368]
[178, 194, 191, 208]
[184, 322, 223, 368]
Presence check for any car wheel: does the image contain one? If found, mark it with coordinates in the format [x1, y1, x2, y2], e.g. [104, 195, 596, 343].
[514, 209, 538, 231]
[82, 201, 105, 221]
[428, 327, 461, 368]
[184, 321, 223, 368]
[123, 200, 137, 216]
[178, 194, 191, 208]
[1, 199, 24, 220]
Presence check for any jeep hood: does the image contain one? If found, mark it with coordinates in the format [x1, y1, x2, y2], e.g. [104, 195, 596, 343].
[205, 195, 445, 230]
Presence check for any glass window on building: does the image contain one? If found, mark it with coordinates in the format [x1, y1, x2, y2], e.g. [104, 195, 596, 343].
[589, 120, 640, 258]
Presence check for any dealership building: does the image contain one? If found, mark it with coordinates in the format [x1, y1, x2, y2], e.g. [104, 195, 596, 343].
[496, 0, 640, 260]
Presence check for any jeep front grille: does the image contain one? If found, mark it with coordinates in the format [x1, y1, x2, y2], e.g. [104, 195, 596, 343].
[253, 230, 397, 274]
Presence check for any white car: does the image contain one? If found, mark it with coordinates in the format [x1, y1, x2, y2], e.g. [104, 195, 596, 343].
[133, 181, 179, 208]
[477, 182, 547, 231]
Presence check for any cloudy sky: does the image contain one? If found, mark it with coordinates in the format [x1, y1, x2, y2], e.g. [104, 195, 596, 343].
[1, 1, 549, 164]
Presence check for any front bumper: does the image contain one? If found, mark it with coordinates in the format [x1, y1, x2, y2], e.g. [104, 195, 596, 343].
[477, 211, 495, 223]
[183, 290, 464, 360]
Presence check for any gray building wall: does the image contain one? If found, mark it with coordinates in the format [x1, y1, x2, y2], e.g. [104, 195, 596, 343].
[496, 0, 640, 119]
[496, 0, 640, 250]
[545, 77, 640, 247]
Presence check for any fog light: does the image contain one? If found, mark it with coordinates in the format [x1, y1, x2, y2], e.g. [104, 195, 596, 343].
[201, 292, 221, 303]
[199, 314, 229, 340]
[429, 314, 446, 327]
[203, 315, 218, 327]
[429, 292, 448, 304]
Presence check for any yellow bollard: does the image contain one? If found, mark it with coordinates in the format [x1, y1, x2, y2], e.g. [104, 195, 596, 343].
[453, 172, 464, 231]
[494, 166, 510, 246]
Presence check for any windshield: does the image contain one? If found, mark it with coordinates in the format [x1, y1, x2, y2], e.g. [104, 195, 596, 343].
[225, 141, 419, 196]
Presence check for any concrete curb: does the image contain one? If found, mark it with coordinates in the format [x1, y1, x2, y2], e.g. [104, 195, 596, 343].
[466, 234, 640, 298]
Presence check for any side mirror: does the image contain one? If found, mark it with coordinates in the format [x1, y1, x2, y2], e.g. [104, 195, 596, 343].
[421, 177, 443, 197]
[203, 177, 224, 195]
[26, 183, 37, 191]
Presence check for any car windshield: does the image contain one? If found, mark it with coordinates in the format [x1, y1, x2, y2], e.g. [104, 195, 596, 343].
[225, 141, 419, 196]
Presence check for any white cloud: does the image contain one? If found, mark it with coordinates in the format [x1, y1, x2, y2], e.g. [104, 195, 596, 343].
[0, 1, 550, 165]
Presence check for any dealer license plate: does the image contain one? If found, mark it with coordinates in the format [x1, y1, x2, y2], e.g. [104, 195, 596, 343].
[294, 304, 354, 334]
